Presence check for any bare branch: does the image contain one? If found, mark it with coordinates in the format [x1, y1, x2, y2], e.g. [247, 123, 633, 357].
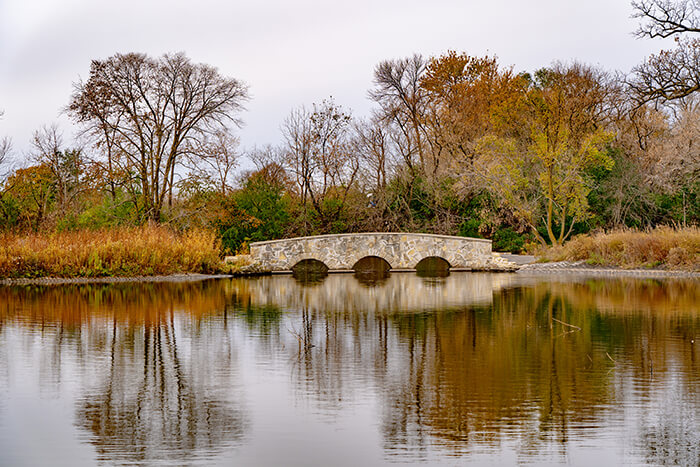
[67, 52, 249, 220]
[0, 137, 11, 184]
[629, 37, 700, 104]
[632, 0, 700, 39]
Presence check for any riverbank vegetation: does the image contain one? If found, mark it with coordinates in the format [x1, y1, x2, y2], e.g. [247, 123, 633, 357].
[538, 226, 700, 271]
[0, 225, 222, 278]
[0, 0, 697, 275]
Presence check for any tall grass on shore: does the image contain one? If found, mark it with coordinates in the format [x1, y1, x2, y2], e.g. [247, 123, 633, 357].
[0, 225, 222, 279]
[539, 226, 700, 271]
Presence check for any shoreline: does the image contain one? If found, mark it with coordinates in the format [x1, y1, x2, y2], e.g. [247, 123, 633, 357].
[516, 261, 699, 279]
[0, 273, 233, 287]
[1, 262, 698, 286]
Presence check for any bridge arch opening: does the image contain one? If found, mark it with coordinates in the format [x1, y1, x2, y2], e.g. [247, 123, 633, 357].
[352, 256, 391, 272]
[415, 256, 450, 277]
[292, 259, 329, 284]
[352, 256, 391, 286]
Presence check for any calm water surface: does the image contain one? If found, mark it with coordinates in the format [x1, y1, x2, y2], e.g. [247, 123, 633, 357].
[0, 272, 698, 466]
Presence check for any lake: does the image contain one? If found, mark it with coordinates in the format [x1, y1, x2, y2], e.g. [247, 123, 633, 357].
[0, 272, 698, 466]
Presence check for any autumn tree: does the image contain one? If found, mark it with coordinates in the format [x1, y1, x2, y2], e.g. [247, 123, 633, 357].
[68, 52, 249, 221]
[369, 55, 464, 232]
[3, 164, 56, 230]
[475, 63, 615, 245]
[421, 51, 527, 184]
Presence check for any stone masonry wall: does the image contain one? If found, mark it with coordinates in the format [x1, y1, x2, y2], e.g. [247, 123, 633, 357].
[249, 233, 498, 272]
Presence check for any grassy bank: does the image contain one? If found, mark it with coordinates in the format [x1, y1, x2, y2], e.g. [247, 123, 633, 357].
[538, 227, 700, 271]
[0, 225, 224, 279]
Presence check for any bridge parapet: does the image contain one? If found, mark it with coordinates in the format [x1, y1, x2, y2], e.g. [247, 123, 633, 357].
[249, 232, 514, 272]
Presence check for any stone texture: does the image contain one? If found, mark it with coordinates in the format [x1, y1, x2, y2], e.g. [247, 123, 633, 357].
[249, 232, 514, 272]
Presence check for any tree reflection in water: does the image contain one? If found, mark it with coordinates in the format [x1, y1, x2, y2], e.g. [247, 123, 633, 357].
[77, 314, 248, 464]
[261, 276, 699, 463]
[0, 281, 248, 465]
[0, 275, 698, 465]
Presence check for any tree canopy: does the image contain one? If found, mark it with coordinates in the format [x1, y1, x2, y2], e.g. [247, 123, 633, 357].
[68, 52, 249, 221]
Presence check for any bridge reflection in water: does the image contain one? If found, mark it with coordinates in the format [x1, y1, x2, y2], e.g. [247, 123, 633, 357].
[0, 276, 698, 466]
[246, 272, 513, 313]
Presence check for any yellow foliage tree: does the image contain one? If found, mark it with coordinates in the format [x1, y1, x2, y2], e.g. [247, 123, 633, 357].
[4, 163, 56, 230]
[475, 63, 615, 245]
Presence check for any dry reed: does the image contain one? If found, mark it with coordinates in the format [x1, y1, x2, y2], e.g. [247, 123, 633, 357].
[0, 225, 223, 278]
[539, 226, 700, 271]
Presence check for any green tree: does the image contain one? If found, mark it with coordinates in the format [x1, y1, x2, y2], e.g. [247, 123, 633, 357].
[213, 163, 291, 254]
[233, 164, 290, 242]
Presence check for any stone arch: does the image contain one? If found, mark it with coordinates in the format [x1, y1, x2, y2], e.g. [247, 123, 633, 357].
[415, 256, 451, 276]
[291, 258, 328, 285]
[346, 244, 397, 270]
[291, 258, 329, 273]
[286, 251, 326, 270]
[351, 255, 392, 271]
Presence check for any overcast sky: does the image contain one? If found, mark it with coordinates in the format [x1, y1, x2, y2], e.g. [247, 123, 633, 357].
[0, 0, 675, 159]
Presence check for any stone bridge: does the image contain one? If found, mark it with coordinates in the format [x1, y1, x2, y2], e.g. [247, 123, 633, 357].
[249, 232, 514, 273]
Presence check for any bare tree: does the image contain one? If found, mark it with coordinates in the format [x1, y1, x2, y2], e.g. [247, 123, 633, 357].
[68, 52, 249, 221]
[0, 136, 9, 166]
[632, 0, 700, 38]
[281, 98, 359, 232]
[369, 55, 429, 173]
[630, 38, 700, 104]
[185, 129, 240, 196]
[630, 1, 700, 104]
[248, 144, 285, 172]
[353, 113, 392, 193]
[31, 124, 85, 215]
[0, 109, 11, 184]
[0, 137, 10, 184]
[655, 97, 700, 223]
